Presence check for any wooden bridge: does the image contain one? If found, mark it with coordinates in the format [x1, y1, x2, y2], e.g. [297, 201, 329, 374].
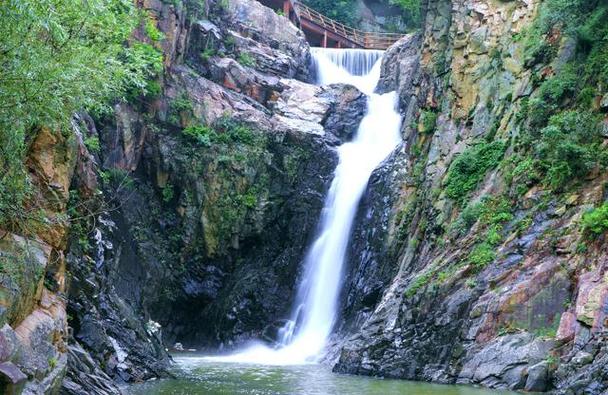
[260, 0, 405, 49]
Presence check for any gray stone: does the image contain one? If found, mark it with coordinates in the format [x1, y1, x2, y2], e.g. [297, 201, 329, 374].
[0, 362, 27, 385]
[525, 361, 550, 392]
[572, 351, 593, 366]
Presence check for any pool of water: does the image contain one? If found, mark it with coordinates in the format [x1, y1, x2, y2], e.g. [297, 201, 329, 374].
[127, 355, 517, 395]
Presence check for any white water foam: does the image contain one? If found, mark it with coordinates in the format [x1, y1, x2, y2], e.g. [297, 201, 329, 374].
[203, 48, 402, 365]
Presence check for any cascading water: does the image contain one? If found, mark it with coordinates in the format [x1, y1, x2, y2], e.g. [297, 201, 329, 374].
[205, 48, 402, 365]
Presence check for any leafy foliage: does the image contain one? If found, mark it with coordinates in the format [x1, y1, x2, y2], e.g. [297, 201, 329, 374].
[182, 117, 264, 147]
[467, 243, 496, 268]
[535, 111, 602, 190]
[0, 0, 149, 230]
[237, 53, 256, 67]
[145, 17, 165, 42]
[582, 202, 608, 238]
[444, 141, 506, 204]
[302, 0, 357, 27]
[389, 0, 421, 26]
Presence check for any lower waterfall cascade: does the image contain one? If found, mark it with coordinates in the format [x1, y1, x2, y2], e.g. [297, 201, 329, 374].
[205, 48, 403, 365]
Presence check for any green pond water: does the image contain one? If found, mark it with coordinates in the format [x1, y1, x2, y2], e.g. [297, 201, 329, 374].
[127, 355, 517, 395]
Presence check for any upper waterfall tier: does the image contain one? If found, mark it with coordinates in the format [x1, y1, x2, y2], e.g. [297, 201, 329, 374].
[311, 48, 384, 95]
[311, 48, 384, 76]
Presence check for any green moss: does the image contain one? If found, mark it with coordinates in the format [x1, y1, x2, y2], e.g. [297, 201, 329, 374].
[405, 269, 434, 298]
[445, 140, 506, 204]
[284, 147, 310, 183]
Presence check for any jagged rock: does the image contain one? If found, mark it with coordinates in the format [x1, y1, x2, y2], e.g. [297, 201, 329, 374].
[0, 362, 27, 385]
[225, 0, 310, 79]
[0, 235, 51, 327]
[321, 84, 368, 143]
[61, 342, 122, 395]
[525, 361, 550, 392]
[377, 33, 421, 101]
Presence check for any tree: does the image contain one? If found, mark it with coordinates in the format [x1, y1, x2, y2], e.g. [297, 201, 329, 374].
[0, 0, 152, 230]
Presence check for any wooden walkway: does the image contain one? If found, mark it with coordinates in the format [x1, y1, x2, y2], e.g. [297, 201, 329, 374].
[261, 0, 404, 49]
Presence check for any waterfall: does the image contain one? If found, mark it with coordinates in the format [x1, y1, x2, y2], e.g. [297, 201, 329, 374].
[311, 48, 384, 78]
[205, 48, 402, 365]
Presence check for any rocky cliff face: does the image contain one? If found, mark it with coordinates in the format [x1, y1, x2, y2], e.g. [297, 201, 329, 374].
[334, 0, 608, 393]
[1, 0, 367, 393]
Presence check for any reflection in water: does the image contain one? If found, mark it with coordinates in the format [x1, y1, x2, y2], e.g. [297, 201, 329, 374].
[127, 355, 518, 395]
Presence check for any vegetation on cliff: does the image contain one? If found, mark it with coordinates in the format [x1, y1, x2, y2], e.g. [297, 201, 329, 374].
[0, 0, 161, 232]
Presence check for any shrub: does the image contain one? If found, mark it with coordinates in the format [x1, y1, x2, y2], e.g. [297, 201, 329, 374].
[581, 202, 608, 237]
[468, 242, 496, 269]
[237, 52, 256, 67]
[527, 67, 577, 127]
[84, 136, 101, 153]
[201, 48, 217, 62]
[450, 201, 484, 236]
[445, 140, 506, 204]
[169, 93, 193, 125]
[535, 110, 601, 189]
[182, 125, 214, 146]
[162, 184, 175, 203]
[182, 118, 263, 147]
[216, 116, 262, 145]
[124, 42, 164, 99]
[418, 110, 438, 134]
[145, 18, 164, 42]
[478, 196, 514, 226]
[0, 0, 144, 231]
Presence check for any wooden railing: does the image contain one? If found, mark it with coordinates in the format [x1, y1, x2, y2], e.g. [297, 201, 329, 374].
[292, 1, 404, 49]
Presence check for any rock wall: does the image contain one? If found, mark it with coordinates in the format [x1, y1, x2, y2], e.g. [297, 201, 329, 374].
[1, 0, 367, 393]
[334, 0, 608, 393]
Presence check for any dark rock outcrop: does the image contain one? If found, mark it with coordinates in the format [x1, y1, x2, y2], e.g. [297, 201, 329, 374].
[331, 0, 608, 394]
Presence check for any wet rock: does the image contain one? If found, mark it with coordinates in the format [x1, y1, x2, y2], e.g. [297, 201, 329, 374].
[572, 351, 594, 366]
[459, 334, 554, 389]
[377, 33, 422, 103]
[321, 84, 368, 143]
[525, 361, 550, 392]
